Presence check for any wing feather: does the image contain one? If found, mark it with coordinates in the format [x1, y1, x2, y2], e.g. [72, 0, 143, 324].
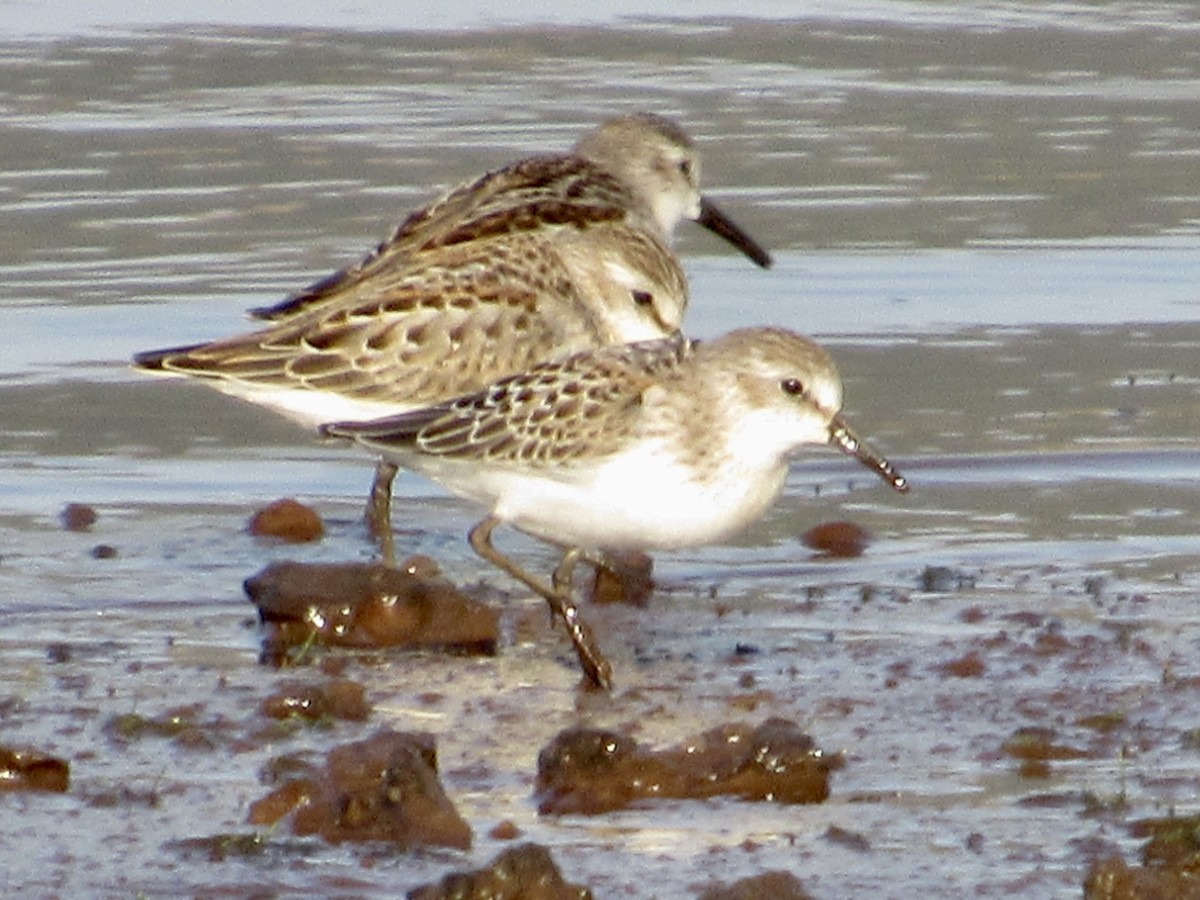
[137, 236, 613, 409]
[253, 155, 641, 320]
[320, 333, 692, 468]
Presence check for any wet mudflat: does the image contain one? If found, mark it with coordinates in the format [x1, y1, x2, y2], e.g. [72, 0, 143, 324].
[3, 5, 1200, 898]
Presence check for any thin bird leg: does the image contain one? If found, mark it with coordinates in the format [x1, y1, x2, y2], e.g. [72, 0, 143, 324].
[577, 549, 625, 579]
[552, 548, 582, 596]
[365, 459, 399, 565]
[469, 515, 558, 598]
[577, 549, 607, 570]
[469, 516, 614, 691]
[552, 547, 614, 688]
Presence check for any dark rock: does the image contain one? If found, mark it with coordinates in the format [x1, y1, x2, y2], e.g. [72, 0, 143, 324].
[536, 717, 838, 815]
[919, 566, 976, 592]
[61, 502, 97, 532]
[259, 678, 371, 722]
[245, 560, 499, 660]
[408, 842, 592, 899]
[697, 870, 813, 900]
[801, 520, 871, 558]
[1084, 854, 1200, 899]
[0, 745, 70, 792]
[587, 550, 654, 606]
[248, 498, 324, 542]
[249, 729, 471, 849]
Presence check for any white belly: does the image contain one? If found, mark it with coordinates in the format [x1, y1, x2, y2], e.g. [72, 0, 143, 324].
[410, 439, 789, 553]
[202, 381, 414, 429]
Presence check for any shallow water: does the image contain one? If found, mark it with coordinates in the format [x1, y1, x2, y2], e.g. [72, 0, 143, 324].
[2, 5, 1200, 898]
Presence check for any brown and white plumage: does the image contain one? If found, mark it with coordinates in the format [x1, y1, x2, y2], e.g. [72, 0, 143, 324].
[249, 112, 769, 322]
[135, 113, 768, 421]
[322, 327, 907, 552]
[321, 327, 907, 688]
[133, 112, 772, 559]
[134, 228, 685, 426]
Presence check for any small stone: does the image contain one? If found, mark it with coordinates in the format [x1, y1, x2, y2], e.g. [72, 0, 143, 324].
[697, 871, 813, 900]
[919, 566, 975, 592]
[248, 729, 471, 850]
[248, 498, 324, 542]
[259, 678, 372, 722]
[61, 502, 97, 532]
[587, 551, 654, 606]
[408, 843, 591, 899]
[801, 521, 871, 558]
[0, 745, 70, 792]
[489, 819, 521, 841]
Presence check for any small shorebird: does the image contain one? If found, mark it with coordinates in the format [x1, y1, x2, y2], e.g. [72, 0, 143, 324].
[135, 113, 772, 557]
[320, 327, 909, 689]
[248, 112, 770, 323]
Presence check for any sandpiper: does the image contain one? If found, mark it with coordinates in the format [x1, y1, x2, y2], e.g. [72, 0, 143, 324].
[320, 327, 909, 689]
[135, 113, 772, 557]
[249, 112, 770, 322]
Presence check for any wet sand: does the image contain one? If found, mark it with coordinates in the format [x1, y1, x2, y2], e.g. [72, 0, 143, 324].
[3, 6, 1200, 898]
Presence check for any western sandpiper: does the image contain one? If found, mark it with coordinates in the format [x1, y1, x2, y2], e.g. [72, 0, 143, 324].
[135, 113, 771, 558]
[250, 112, 770, 322]
[320, 327, 909, 689]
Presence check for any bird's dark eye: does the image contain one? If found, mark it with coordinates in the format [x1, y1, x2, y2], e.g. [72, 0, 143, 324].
[631, 289, 654, 307]
[678, 158, 693, 180]
[781, 378, 805, 396]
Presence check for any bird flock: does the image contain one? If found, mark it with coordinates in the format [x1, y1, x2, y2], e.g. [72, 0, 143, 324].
[135, 113, 908, 689]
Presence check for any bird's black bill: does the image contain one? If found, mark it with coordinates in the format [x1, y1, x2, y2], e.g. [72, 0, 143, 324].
[829, 416, 909, 493]
[696, 197, 773, 269]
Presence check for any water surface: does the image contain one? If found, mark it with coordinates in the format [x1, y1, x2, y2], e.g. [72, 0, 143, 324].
[2, 5, 1199, 898]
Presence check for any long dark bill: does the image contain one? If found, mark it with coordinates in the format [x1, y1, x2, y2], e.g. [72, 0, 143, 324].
[696, 197, 773, 269]
[829, 415, 909, 493]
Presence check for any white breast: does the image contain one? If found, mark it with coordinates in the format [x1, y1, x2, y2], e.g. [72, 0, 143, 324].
[482, 437, 789, 552]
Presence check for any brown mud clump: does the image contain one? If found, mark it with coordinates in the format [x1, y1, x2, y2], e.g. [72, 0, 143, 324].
[259, 678, 371, 722]
[245, 560, 499, 663]
[1132, 813, 1200, 870]
[1086, 813, 1200, 896]
[1000, 726, 1090, 778]
[939, 650, 987, 678]
[408, 842, 593, 900]
[102, 703, 231, 751]
[801, 521, 871, 558]
[697, 870, 814, 900]
[248, 498, 324, 542]
[0, 745, 70, 792]
[536, 717, 838, 815]
[60, 502, 97, 532]
[249, 729, 471, 849]
[1085, 854, 1200, 899]
[586, 550, 654, 606]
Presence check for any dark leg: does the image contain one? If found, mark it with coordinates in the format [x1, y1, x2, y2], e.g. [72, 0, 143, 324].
[366, 459, 399, 565]
[469, 516, 613, 690]
[552, 548, 582, 596]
